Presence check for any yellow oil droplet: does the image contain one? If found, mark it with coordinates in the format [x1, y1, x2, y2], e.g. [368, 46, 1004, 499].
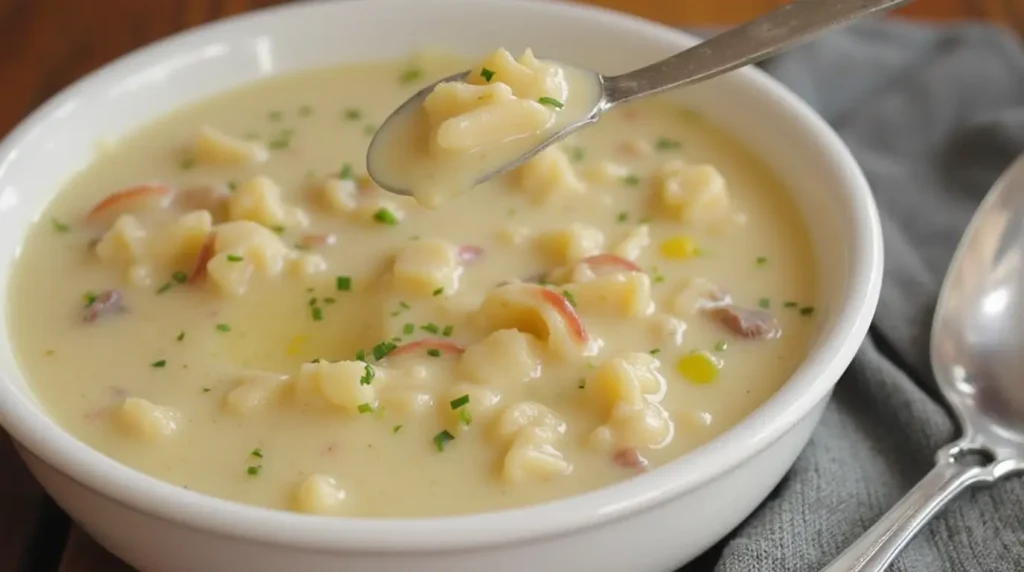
[676, 351, 720, 384]
[659, 236, 698, 259]
[286, 335, 308, 356]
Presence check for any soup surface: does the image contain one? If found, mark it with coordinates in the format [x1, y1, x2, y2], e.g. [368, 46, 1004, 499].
[8, 52, 818, 517]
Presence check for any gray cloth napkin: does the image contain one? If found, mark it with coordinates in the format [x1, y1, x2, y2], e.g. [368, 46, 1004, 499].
[681, 20, 1024, 572]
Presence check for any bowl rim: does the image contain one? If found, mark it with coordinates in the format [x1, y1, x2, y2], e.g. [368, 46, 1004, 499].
[0, 0, 883, 552]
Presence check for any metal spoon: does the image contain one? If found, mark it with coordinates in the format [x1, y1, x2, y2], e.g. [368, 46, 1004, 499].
[367, 0, 913, 198]
[821, 154, 1024, 571]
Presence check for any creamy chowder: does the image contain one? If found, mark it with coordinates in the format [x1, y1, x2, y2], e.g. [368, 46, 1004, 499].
[369, 48, 602, 207]
[8, 51, 818, 518]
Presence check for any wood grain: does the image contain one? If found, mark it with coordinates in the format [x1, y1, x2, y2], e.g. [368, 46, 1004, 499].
[0, 0, 1016, 571]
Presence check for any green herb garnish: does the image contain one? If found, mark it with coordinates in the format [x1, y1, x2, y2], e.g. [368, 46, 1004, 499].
[340, 163, 355, 180]
[714, 340, 728, 352]
[616, 211, 629, 223]
[176, 331, 185, 341]
[226, 254, 244, 263]
[247, 465, 262, 476]
[432, 430, 455, 452]
[441, 325, 454, 337]
[250, 448, 264, 459]
[758, 298, 770, 309]
[51, 218, 71, 233]
[784, 301, 799, 308]
[151, 359, 167, 368]
[180, 157, 196, 170]
[344, 108, 363, 121]
[373, 208, 399, 225]
[538, 96, 564, 109]
[450, 394, 470, 409]
[655, 137, 681, 150]
[427, 348, 442, 357]
[562, 290, 577, 308]
[359, 363, 375, 386]
[393, 424, 403, 433]
[311, 306, 324, 321]
[480, 68, 495, 82]
[399, 68, 422, 84]
[432, 287, 444, 297]
[172, 271, 188, 284]
[458, 408, 473, 426]
[649, 348, 661, 355]
[336, 276, 352, 291]
[403, 323, 415, 335]
[800, 306, 816, 316]
[421, 323, 440, 335]
[623, 174, 640, 186]
[371, 341, 397, 360]
[216, 323, 231, 332]
[756, 256, 768, 265]
[357, 402, 374, 414]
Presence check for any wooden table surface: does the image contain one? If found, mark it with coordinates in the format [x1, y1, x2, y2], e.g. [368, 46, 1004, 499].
[0, 1, 1019, 570]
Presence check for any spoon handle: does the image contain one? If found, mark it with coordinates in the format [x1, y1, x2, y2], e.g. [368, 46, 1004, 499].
[602, 0, 913, 106]
[818, 447, 991, 572]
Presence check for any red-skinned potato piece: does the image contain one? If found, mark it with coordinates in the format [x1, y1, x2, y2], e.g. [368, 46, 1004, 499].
[581, 253, 642, 274]
[388, 338, 464, 358]
[86, 184, 174, 224]
[538, 287, 589, 344]
[458, 245, 485, 264]
[707, 305, 780, 340]
[613, 449, 650, 471]
[189, 232, 217, 284]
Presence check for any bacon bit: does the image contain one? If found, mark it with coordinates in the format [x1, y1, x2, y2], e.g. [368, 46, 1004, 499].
[174, 184, 229, 218]
[614, 449, 650, 471]
[82, 290, 124, 323]
[538, 287, 589, 343]
[388, 338, 464, 358]
[298, 233, 337, 249]
[86, 184, 174, 224]
[581, 253, 642, 274]
[707, 305, 780, 340]
[189, 232, 217, 283]
[458, 245, 485, 263]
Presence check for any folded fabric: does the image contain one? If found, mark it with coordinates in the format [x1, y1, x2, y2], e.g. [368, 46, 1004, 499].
[678, 20, 1024, 572]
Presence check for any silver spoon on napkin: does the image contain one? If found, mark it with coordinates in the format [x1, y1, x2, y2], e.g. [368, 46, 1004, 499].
[368, 0, 913, 200]
[821, 154, 1024, 571]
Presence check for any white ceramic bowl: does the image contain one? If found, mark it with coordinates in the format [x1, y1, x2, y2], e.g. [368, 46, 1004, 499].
[0, 1, 883, 571]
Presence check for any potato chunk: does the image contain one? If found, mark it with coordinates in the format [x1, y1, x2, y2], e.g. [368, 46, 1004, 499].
[192, 126, 268, 166]
[116, 397, 180, 442]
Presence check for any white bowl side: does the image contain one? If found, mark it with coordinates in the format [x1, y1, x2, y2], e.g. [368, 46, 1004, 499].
[0, 0, 882, 554]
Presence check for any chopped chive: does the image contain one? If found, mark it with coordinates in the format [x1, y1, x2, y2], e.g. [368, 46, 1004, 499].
[393, 424, 403, 433]
[403, 323, 415, 335]
[172, 271, 189, 284]
[308, 297, 318, 307]
[577, 378, 586, 389]
[227, 180, 238, 191]
[268, 110, 283, 122]
[247, 465, 262, 476]
[355, 349, 366, 361]
[758, 298, 770, 309]
[651, 265, 665, 283]
[250, 448, 264, 459]
[441, 325, 454, 337]
[432, 430, 455, 451]
[268, 137, 290, 150]
[480, 68, 495, 82]
[568, 146, 585, 163]
[270, 225, 286, 234]
[714, 340, 728, 352]
[421, 323, 440, 335]
[336, 276, 352, 291]
[432, 287, 444, 297]
[339, 163, 355, 180]
[156, 282, 173, 294]
[176, 330, 185, 341]
[399, 68, 422, 84]
[359, 363, 375, 386]
[372, 208, 399, 225]
[356, 402, 374, 414]
[756, 256, 768, 265]
[649, 348, 661, 355]
[450, 394, 470, 409]
[323, 297, 336, 304]
[371, 341, 397, 360]
[458, 408, 473, 426]
[784, 301, 799, 308]
[151, 359, 167, 368]
[363, 123, 377, 136]
[83, 291, 98, 307]
[226, 254, 244, 263]
[311, 306, 324, 321]
[538, 96, 564, 109]
[562, 290, 577, 308]
[427, 348, 442, 357]
[800, 306, 816, 316]
[51, 218, 71, 233]
[180, 156, 196, 170]
[201, 387, 211, 393]
[298, 104, 313, 117]
[616, 211, 629, 223]
[343, 108, 363, 121]
[216, 323, 231, 332]
[655, 137, 682, 150]
[623, 174, 640, 186]
[400, 301, 410, 309]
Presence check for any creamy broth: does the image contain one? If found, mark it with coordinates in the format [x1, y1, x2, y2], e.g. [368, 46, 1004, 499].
[370, 49, 602, 207]
[8, 52, 818, 517]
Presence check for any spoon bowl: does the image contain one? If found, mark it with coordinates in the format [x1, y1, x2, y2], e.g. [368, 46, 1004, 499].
[367, 0, 913, 200]
[821, 153, 1024, 572]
